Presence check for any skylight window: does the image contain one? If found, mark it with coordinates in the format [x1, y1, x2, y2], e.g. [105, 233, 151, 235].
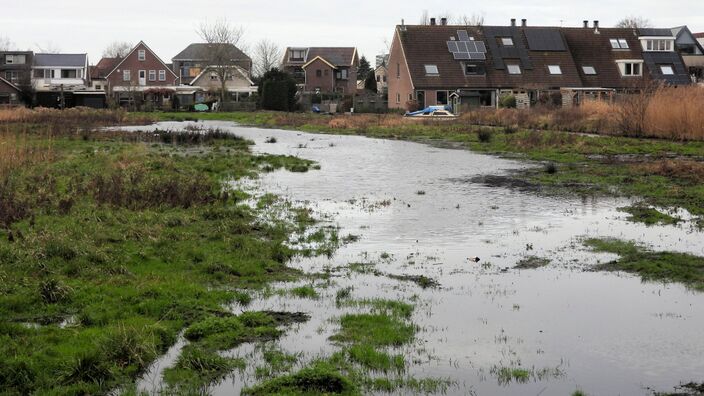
[548, 65, 562, 75]
[610, 39, 629, 49]
[582, 66, 597, 75]
[660, 65, 675, 75]
[507, 64, 521, 75]
[424, 65, 439, 75]
[501, 37, 514, 46]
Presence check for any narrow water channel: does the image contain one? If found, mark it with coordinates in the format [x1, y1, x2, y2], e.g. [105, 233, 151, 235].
[130, 121, 704, 395]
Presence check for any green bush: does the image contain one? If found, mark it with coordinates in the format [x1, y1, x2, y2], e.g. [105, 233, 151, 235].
[499, 95, 517, 109]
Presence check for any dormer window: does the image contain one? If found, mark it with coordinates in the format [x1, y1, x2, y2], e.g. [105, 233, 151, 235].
[289, 49, 305, 62]
[643, 39, 673, 52]
[507, 64, 521, 75]
[424, 64, 439, 76]
[616, 60, 643, 76]
[464, 63, 485, 76]
[610, 39, 629, 49]
[138, 50, 146, 61]
[500, 37, 514, 46]
[547, 65, 562, 75]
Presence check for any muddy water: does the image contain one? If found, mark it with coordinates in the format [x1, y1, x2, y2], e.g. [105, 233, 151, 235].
[132, 121, 704, 395]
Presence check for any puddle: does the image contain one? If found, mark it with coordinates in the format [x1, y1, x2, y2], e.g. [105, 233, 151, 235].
[120, 121, 704, 395]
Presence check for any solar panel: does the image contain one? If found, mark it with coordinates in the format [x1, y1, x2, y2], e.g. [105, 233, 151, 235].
[447, 41, 459, 52]
[469, 52, 486, 60]
[475, 42, 486, 52]
[457, 30, 471, 41]
[456, 42, 467, 52]
[453, 52, 471, 60]
[466, 41, 477, 52]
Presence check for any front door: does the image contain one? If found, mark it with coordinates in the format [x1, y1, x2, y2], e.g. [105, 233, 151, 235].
[139, 70, 146, 86]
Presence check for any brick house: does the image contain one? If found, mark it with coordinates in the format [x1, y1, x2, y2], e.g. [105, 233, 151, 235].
[0, 76, 21, 106]
[172, 43, 252, 85]
[282, 47, 359, 94]
[101, 41, 179, 108]
[388, 18, 692, 111]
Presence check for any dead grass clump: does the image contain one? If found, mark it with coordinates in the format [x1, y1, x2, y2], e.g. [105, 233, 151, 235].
[633, 159, 704, 183]
[0, 132, 55, 178]
[91, 165, 218, 210]
[644, 86, 704, 140]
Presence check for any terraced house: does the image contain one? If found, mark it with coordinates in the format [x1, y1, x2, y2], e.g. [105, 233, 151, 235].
[388, 18, 695, 111]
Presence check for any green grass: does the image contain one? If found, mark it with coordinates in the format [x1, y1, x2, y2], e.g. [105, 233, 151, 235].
[0, 125, 321, 393]
[585, 238, 704, 291]
[288, 285, 320, 299]
[330, 313, 415, 347]
[242, 360, 358, 396]
[345, 345, 404, 373]
[515, 256, 551, 269]
[619, 204, 682, 226]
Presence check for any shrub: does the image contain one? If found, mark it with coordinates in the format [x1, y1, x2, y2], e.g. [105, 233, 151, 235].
[477, 128, 493, 143]
[499, 95, 517, 109]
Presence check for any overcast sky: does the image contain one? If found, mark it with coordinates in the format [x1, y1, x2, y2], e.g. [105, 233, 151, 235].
[2, 0, 703, 65]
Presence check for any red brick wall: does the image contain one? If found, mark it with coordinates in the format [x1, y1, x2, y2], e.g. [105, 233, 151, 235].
[304, 58, 335, 92]
[387, 29, 414, 110]
[107, 42, 178, 88]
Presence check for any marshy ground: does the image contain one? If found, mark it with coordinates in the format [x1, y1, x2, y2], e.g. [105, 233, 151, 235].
[2, 110, 704, 395]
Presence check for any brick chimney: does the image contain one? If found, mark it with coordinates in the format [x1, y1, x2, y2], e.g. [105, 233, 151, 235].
[430, 18, 436, 26]
[511, 18, 516, 27]
[441, 17, 448, 26]
[521, 19, 527, 27]
[583, 20, 589, 28]
[593, 20, 600, 33]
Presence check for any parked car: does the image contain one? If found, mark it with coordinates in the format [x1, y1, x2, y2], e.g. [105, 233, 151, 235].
[404, 105, 457, 119]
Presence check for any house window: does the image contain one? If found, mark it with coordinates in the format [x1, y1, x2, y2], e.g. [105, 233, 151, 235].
[5, 55, 26, 65]
[436, 91, 448, 105]
[618, 61, 643, 76]
[324, 69, 329, 76]
[464, 63, 484, 75]
[548, 65, 562, 75]
[409, 93, 413, 101]
[5, 71, 18, 83]
[507, 64, 521, 75]
[95, 84, 102, 90]
[500, 37, 514, 46]
[582, 66, 597, 75]
[610, 39, 629, 49]
[210, 73, 218, 81]
[383, 76, 387, 82]
[149, 70, 156, 81]
[396, 63, 400, 78]
[316, 69, 322, 77]
[123, 70, 131, 81]
[424, 64, 439, 76]
[644, 39, 673, 52]
[660, 65, 675, 75]
[159, 70, 166, 81]
[61, 69, 77, 78]
[376, 75, 381, 82]
[289, 49, 305, 61]
[336, 69, 349, 80]
[396, 93, 400, 103]
[138, 50, 146, 61]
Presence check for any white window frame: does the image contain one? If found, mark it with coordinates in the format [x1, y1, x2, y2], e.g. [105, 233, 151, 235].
[660, 65, 675, 75]
[642, 38, 674, 52]
[501, 37, 514, 46]
[424, 64, 439, 76]
[138, 50, 146, 61]
[507, 64, 521, 75]
[123, 69, 131, 81]
[616, 60, 643, 77]
[610, 38, 629, 49]
[548, 65, 562, 75]
[159, 70, 166, 81]
[582, 66, 597, 75]
[148, 70, 156, 81]
[396, 93, 401, 103]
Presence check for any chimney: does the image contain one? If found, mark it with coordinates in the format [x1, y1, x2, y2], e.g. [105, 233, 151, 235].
[594, 20, 600, 33]
[583, 20, 589, 28]
[441, 17, 448, 26]
[430, 18, 436, 26]
[521, 19, 527, 27]
[511, 18, 516, 27]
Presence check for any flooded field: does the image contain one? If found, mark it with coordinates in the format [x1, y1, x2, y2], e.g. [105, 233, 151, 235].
[130, 121, 704, 395]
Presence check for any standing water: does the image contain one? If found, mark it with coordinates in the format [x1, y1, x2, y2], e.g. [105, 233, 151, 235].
[129, 121, 704, 395]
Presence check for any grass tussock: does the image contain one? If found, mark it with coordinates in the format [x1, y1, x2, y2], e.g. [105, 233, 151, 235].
[585, 238, 704, 291]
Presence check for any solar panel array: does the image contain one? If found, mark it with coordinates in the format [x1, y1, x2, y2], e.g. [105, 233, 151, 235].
[448, 30, 487, 61]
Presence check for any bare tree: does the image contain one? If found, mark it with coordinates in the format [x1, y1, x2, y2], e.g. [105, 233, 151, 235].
[615, 16, 653, 29]
[455, 13, 485, 26]
[197, 18, 246, 107]
[34, 41, 61, 53]
[0, 36, 14, 51]
[419, 10, 430, 25]
[253, 39, 282, 78]
[103, 41, 133, 58]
